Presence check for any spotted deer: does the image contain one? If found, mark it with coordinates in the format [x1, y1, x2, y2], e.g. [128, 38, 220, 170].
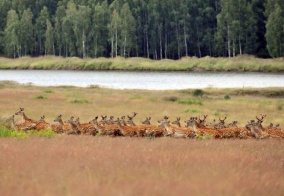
[161, 118, 195, 138]
[114, 118, 137, 136]
[15, 108, 38, 124]
[73, 117, 96, 135]
[53, 115, 72, 134]
[172, 117, 181, 127]
[64, 117, 79, 135]
[10, 115, 37, 131]
[185, 117, 222, 138]
[126, 112, 138, 126]
[255, 115, 283, 138]
[89, 116, 119, 136]
[142, 117, 151, 125]
[34, 115, 50, 131]
[197, 115, 208, 127]
[214, 117, 227, 129]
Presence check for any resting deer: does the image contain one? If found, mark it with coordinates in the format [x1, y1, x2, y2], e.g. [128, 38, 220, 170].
[185, 117, 222, 138]
[214, 117, 227, 129]
[142, 117, 151, 125]
[15, 108, 38, 124]
[89, 116, 119, 136]
[73, 117, 96, 135]
[53, 115, 72, 134]
[172, 117, 181, 127]
[34, 115, 50, 131]
[126, 112, 138, 126]
[255, 115, 283, 138]
[161, 118, 195, 138]
[10, 115, 37, 131]
[114, 118, 137, 136]
[65, 117, 79, 135]
[197, 115, 208, 127]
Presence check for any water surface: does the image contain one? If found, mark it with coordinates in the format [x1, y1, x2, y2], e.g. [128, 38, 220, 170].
[0, 70, 283, 90]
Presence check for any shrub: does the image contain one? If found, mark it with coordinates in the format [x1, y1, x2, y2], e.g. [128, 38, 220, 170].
[163, 96, 178, 102]
[70, 99, 89, 104]
[224, 95, 231, 100]
[34, 95, 47, 99]
[193, 89, 204, 97]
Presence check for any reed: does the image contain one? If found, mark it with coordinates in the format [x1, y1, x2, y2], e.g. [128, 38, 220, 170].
[0, 55, 283, 72]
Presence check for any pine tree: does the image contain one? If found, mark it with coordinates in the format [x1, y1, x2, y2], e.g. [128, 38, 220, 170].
[18, 8, 33, 56]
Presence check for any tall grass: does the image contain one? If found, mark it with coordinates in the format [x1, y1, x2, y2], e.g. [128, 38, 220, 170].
[0, 137, 283, 195]
[0, 55, 283, 71]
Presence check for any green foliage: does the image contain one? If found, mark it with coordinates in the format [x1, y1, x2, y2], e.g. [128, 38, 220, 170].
[196, 134, 213, 141]
[224, 95, 231, 100]
[70, 99, 89, 104]
[36, 129, 55, 138]
[163, 96, 178, 102]
[43, 89, 54, 93]
[0, 0, 277, 59]
[183, 109, 199, 113]
[178, 99, 203, 105]
[193, 89, 204, 97]
[34, 95, 47, 99]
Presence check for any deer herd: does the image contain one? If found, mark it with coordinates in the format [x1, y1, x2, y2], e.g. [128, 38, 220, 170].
[7, 108, 284, 139]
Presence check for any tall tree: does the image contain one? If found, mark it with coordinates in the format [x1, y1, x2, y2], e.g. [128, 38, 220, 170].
[18, 8, 33, 56]
[35, 6, 50, 55]
[45, 19, 54, 55]
[119, 3, 136, 57]
[265, 1, 284, 57]
[4, 9, 19, 58]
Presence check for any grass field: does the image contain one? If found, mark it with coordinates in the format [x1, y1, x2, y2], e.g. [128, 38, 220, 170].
[0, 82, 284, 195]
[0, 137, 283, 195]
[1, 81, 284, 127]
[0, 55, 284, 72]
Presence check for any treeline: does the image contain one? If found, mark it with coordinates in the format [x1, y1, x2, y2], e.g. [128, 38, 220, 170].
[0, 0, 283, 59]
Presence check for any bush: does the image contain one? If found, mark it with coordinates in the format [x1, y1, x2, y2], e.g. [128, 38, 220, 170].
[34, 95, 47, 99]
[193, 89, 204, 97]
[163, 96, 178, 102]
[70, 99, 89, 104]
[224, 95, 231, 100]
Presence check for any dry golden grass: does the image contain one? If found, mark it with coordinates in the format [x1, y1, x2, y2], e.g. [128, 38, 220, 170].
[0, 81, 284, 127]
[0, 137, 283, 196]
[1, 82, 284, 195]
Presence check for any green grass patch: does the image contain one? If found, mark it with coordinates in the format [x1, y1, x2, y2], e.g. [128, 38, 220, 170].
[184, 109, 200, 113]
[43, 89, 54, 93]
[178, 99, 203, 105]
[36, 129, 55, 138]
[0, 127, 29, 139]
[130, 95, 142, 100]
[196, 134, 213, 140]
[70, 99, 89, 104]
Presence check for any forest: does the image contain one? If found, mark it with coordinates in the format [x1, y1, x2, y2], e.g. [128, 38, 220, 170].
[0, 0, 283, 59]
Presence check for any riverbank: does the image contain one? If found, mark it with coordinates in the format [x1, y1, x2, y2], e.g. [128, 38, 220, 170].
[0, 55, 283, 72]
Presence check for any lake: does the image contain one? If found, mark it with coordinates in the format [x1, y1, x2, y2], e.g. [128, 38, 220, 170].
[0, 70, 283, 90]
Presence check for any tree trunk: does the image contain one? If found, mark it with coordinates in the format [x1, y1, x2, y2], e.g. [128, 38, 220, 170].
[184, 24, 188, 57]
[227, 24, 231, 57]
